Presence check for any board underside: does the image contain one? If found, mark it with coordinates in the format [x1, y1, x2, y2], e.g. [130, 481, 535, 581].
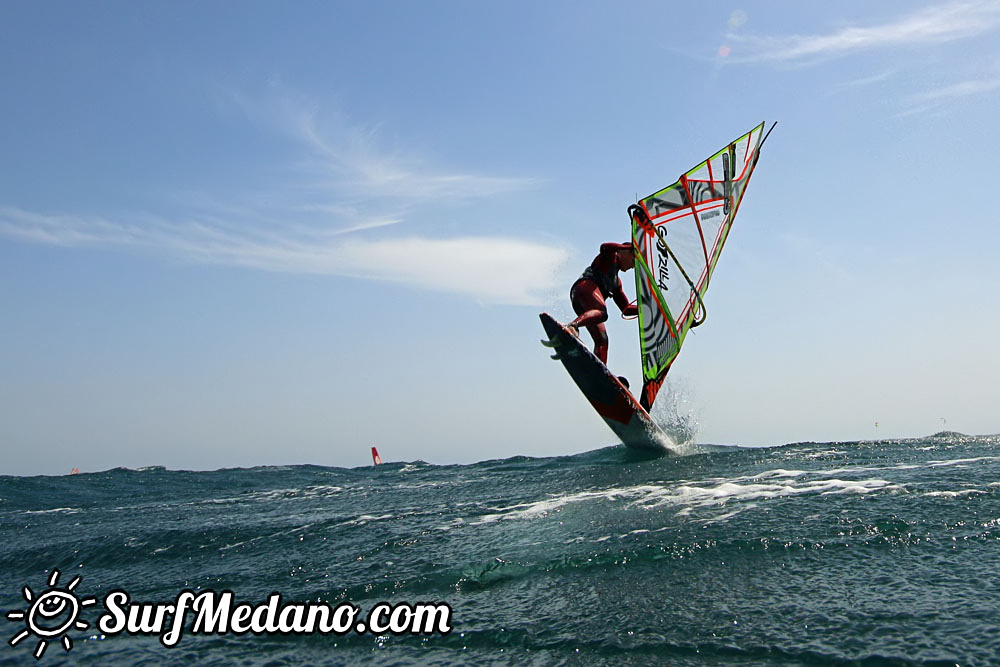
[540, 312, 670, 452]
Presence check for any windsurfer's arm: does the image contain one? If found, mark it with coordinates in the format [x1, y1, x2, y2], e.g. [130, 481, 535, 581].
[603, 241, 639, 317]
[612, 284, 638, 317]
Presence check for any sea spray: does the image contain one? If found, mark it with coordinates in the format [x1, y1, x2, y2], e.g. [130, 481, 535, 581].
[649, 377, 701, 451]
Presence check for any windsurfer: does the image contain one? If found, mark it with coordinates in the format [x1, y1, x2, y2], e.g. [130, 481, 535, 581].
[565, 242, 638, 364]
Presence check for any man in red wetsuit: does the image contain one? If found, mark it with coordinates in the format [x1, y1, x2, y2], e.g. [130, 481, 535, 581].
[566, 241, 639, 365]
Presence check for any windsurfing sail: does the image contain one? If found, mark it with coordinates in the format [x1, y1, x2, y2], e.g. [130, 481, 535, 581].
[371, 446, 382, 465]
[631, 122, 769, 410]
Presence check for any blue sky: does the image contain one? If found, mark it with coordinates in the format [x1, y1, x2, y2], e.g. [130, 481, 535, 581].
[3, 2, 999, 475]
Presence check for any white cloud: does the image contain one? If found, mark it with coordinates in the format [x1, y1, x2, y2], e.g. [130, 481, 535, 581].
[294, 113, 533, 202]
[837, 68, 898, 90]
[0, 206, 568, 306]
[0, 92, 562, 305]
[913, 76, 1000, 102]
[219, 86, 536, 202]
[730, 3, 1000, 64]
[893, 68, 1000, 116]
[335, 236, 570, 306]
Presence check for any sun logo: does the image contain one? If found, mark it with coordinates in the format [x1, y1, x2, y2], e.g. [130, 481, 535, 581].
[6, 570, 97, 659]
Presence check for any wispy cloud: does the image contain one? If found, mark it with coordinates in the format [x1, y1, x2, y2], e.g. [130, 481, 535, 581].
[337, 236, 568, 306]
[0, 206, 569, 306]
[729, 3, 1000, 64]
[0, 92, 564, 305]
[835, 68, 899, 90]
[294, 112, 531, 202]
[221, 87, 535, 203]
[912, 75, 1000, 102]
[894, 73, 1000, 118]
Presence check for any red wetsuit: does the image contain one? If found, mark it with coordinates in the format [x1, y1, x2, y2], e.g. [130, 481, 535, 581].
[568, 243, 638, 364]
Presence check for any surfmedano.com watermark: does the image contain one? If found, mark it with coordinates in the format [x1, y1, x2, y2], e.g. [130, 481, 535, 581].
[5, 570, 452, 659]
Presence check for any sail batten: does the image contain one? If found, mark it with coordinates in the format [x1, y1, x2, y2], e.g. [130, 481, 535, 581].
[632, 122, 768, 410]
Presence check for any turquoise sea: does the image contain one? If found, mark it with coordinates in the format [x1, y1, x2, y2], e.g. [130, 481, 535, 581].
[3, 433, 1000, 665]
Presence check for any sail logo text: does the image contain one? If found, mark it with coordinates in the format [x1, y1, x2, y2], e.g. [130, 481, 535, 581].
[656, 237, 670, 291]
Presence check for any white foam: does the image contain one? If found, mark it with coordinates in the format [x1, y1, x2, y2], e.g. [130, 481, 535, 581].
[924, 489, 986, 498]
[181, 484, 345, 508]
[472, 486, 661, 525]
[23, 507, 81, 515]
[467, 473, 901, 526]
[923, 481, 1000, 498]
[434, 518, 465, 532]
[335, 513, 395, 528]
[218, 540, 250, 551]
[927, 456, 1000, 468]
[800, 449, 848, 459]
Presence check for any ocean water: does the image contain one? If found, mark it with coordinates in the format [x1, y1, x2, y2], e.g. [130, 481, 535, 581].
[2, 433, 1000, 665]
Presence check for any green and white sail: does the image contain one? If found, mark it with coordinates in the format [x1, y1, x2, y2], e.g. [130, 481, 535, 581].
[632, 122, 768, 410]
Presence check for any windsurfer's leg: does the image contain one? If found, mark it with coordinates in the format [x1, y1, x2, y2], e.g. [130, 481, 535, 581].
[568, 311, 606, 342]
[569, 280, 610, 362]
[588, 323, 609, 364]
[569, 280, 608, 329]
